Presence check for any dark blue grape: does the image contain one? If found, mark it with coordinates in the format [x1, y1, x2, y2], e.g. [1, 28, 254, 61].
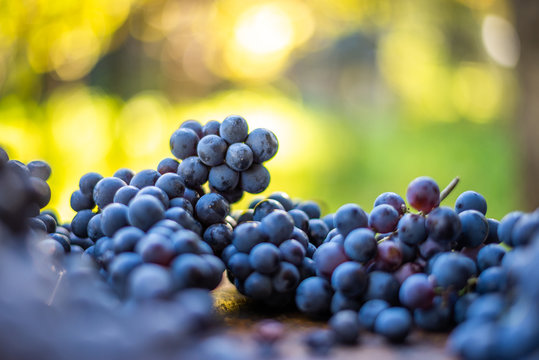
[330, 291, 361, 313]
[108, 252, 143, 296]
[37, 239, 65, 258]
[170, 229, 202, 254]
[374, 307, 412, 342]
[414, 296, 453, 331]
[397, 213, 427, 245]
[155, 173, 185, 199]
[87, 213, 104, 241]
[399, 273, 434, 309]
[28, 217, 47, 232]
[369, 204, 399, 233]
[232, 221, 267, 253]
[49, 233, 70, 252]
[313, 242, 348, 280]
[171, 253, 212, 290]
[406, 176, 440, 213]
[331, 261, 367, 298]
[343, 228, 377, 263]
[453, 293, 478, 324]
[236, 209, 253, 224]
[180, 119, 204, 138]
[308, 219, 329, 247]
[253, 199, 284, 221]
[79, 172, 103, 196]
[364, 271, 400, 305]
[426, 206, 462, 243]
[129, 169, 160, 189]
[279, 240, 306, 266]
[295, 276, 333, 316]
[92, 177, 126, 210]
[259, 210, 294, 245]
[511, 212, 539, 247]
[249, 243, 280, 274]
[70, 189, 95, 211]
[170, 127, 199, 160]
[113, 168, 135, 184]
[374, 192, 406, 215]
[497, 211, 523, 246]
[485, 218, 500, 244]
[200, 254, 225, 289]
[288, 209, 309, 233]
[202, 120, 220, 136]
[303, 329, 335, 356]
[227, 253, 252, 280]
[177, 156, 209, 188]
[157, 157, 179, 175]
[203, 223, 233, 255]
[249, 196, 264, 209]
[272, 261, 300, 293]
[322, 214, 335, 231]
[197, 134, 227, 166]
[127, 194, 165, 231]
[448, 319, 497, 360]
[268, 192, 294, 211]
[431, 252, 475, 290]
[29, 177, 51, 208]
[300, 257, 316, 279]
[477, 266, 508, 294]
[334, 204, 368, 238]
[169, 197, 194, 214]
[329, 310, 360, 344]
[208, 164, 239, 192]
[128, 263, 172, 300]
[221, 244, 238, 264]
[113, 185, 139, 205]
[296, 200, 321, 219]
[394, 237, 417, 263]
[244, 272, 273, 300]
[165, 207, 200, 233]
[225, 143, 253, 172]
[137, 186, 169, 209]
[100, 203, 129, 237]
[70, 235, 93, 250]
[358, 299, 390, 331]
[245, 128, 278, 163]
[112, 226, 144, 253]
[37, 213, 57, 233]
[466, 293, 505, 321]
[455, 190, 487, 215]
[418, 237, 451, 259]
[220, 115, 248, 144]
[240, 164, 270, 194]
[307, 243, 316, 258]
[457, 210, 489, 248]
[477, 244, 506, 272]
[27, 160, 51, 181]
[195, 193, 229, 226]
[136, 234, 175, 265]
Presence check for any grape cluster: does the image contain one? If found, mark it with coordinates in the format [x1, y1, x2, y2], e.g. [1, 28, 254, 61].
[221, 194, 329, 306]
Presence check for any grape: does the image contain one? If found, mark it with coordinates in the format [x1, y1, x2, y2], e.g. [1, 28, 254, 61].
[208, 164, 239, 192]
[169, 197, 194, 214]
[170, 128, 199, 160]
[431, 252, 476, 290]
[71, 210, 96, 238]
[414, 296, 453, 331]
[322, 214, 335, 231]
[272, 262, 300, 293]
[227, 253, 252, 280]
[79, 172, 103, 196]
[50, 233, 70, 252]
[288, 209, 309, 232]
[267, 192, 294, 211]
[358, 299, 390, 331]
[128, 195, 165, 231]
[220, 115, 248, 144]
[308, 219, 329, 247]
[313, 242, 348, 280]
[38, 213, 57, 233]
[129, 169, 160, 189]
[497, 211, 523, 246]
[155, 173, 185, 199]
[426, 206, 462, 243]
[195, 193, 229, 226]
[455, 190, 487, 215]
[330, 261, 367, 298]
[113, 185, 139, 205]
[202, 120, 220, 136]
[477, 244, 506, 272]
[171, 253, 213, 290]
[374, 192, 406, 215]
[457, 210, 489, 248]
[374, 307, 412, 342]
[289, 227, 310, 250]
[113, 168, 135, 184]
[180, 119, 203, 138]
[203, 223, 233, 255]
[127, 263, 173, 300]
[329, 310, 360, 344]
[253, 199, 284, 221]
[303, 329, 335, 355]
[406, 176, 440, 213]
[295, 276, 333, 316]
[197, 135, 227, 166]
[100, 203, 129, 237]
[240, 164, 270, 194]
[27, 160, 51, 181]
[511, 212, 539, 247]
[364, 271, 400, 305]
[225, 143, 253, 172]
[453, 293, 478, 324]
[279, 239, 306, 266]
[112, 226, 144, 253]
[165, 207, 200, 234]
[466, 293, 505, 321]
[330, 291, 361, 313]
[245, 128, 278, 163]
[92, 177, 126, 210]
[232, 221, 267, 253]
[137, 186, 169, 209]
[373, 241, 403, 272]
[295, 200, 321, 219]
[157, 157, 179, 175]
[249, 243, 280, 274]
[70, 189, 95, 211]
[398, 273, 434, 309]
[397, 213, 427, 245]
[244, 272, 273, 300]
[476, 266, 508, 294]
[343, 228, 377, 263]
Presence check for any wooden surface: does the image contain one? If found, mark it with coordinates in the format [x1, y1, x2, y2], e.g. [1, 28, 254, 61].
[213, 279, 457, 360]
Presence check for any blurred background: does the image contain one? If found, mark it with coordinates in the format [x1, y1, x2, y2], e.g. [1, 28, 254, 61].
[1, 0, 537, 221]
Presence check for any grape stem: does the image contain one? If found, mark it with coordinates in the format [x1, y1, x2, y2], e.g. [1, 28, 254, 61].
[439, 176, 460, 203]
[47, 269, 65, 306]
